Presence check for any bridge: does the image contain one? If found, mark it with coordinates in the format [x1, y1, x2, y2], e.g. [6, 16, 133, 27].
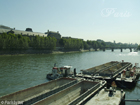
[102, 46, 137, 52]
[89, 46, 138, 52]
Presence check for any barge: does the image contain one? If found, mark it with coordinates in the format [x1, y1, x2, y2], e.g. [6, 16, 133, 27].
[81, 61, 120, 75]
[78, 61, 132, 87]
[33, 80, 106, 105]
[1, 61, 133, 105]
[0, 78, 77, 105]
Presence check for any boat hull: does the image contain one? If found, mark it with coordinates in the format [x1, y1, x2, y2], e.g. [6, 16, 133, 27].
[115, 79, 137, 89]
[46, 73, 61, 80]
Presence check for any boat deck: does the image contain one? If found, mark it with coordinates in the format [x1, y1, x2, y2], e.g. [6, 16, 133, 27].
[0, 78, 77, 105]
[82, 61, 120, 75]
[33, 80, 106, 105]
[85, 89, 125, 105]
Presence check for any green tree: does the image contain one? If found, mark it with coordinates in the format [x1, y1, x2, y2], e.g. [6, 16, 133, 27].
[137, 45, 140, 50]
[83, 41, 89, 49]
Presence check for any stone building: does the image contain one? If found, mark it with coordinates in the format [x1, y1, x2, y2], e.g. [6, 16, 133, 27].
[0, 25, 47, 39]
[45, 30, 61, 39]
[62, 36, 83, 41]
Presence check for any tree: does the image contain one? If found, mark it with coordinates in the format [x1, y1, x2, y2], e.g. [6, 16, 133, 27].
[83, 41, 89, 49]
[137, 45, 140, 50]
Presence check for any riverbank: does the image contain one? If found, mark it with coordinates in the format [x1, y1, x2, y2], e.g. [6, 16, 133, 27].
[0, 48, 96, 56]
[52, 49, 95, 54]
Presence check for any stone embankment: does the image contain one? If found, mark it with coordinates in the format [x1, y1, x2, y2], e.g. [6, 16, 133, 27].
[0, 48, 96, 55]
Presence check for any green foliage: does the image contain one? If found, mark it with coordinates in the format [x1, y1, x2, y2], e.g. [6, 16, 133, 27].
[0, 33, 138, 52]
[101, 42, 106, 48]
[105, 42, 138, 49]
[60, 38, 83, 50]
[86, 40, 101, 49]
[59, 38, 66, 46]
[30, 36, 57, 50]
[137, 45, 140, 50]
[0, 33, 57, 51]
[83, 41, 89, 49]
[0, 33, 29, 50]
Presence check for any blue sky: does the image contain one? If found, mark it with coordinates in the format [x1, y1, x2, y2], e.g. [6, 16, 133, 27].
[0, 0, 140, 44]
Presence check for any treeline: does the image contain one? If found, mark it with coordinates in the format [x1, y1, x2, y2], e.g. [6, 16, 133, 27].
[105, 42, 138, 48]
[59, 39, 106, 50]
[0, 33, 138, 51]
[0, 33, 30, 50]
[87, 40, 106, 49]
[59, 38, 85, 50]
[59, 38, 138, 50]
[0, 33, 57, 50]
[30, 36, 57, 50]
[137, 45, 140, 50]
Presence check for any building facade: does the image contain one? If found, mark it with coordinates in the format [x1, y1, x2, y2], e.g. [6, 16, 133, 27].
[0, 25, 47, 38]
[45, 30, 61, 39]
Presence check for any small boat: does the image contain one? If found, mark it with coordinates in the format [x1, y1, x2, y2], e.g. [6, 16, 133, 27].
[115, 67, 138, 89]
[46, 65, 73, 80]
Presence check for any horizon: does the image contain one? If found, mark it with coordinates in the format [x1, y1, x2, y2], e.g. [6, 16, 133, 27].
[1, 0, 140, 44]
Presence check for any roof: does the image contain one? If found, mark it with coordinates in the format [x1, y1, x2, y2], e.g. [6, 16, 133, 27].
[45, 31, 60, 35]
[0, 28, 47, 37]
[61, 66, 72, 68]
[0, 25, 12, 29]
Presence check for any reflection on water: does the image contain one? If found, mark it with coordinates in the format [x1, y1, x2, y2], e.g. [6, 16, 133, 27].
[128, 52, 139, 56]
[0, 49, 140, 105]
[119, 52, 139, 56]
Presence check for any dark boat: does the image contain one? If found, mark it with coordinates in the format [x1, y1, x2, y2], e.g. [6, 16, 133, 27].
[115, 67, 138, 89]
[46, 66, 73, 80]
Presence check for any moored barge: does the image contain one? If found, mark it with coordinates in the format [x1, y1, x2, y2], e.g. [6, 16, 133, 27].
[78, 61, 132, 87]
[33, 80, 106, 105]
[0, 78, 77, 105]
[115, 66, 139, 89]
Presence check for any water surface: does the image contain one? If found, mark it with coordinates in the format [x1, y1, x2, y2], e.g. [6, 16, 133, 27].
[0, 49, 140, 105]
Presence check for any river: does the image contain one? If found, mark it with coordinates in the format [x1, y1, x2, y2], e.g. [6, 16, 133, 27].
[0, 49, 140, 105]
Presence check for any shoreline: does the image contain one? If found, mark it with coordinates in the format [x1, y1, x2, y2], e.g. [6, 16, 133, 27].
[0, 49, 97, 56]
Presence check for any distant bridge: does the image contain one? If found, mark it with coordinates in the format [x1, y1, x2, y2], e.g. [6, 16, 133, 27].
[89, 46, 138, 52]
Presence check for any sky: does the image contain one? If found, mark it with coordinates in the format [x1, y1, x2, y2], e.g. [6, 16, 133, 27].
[0, 0, 140, 44]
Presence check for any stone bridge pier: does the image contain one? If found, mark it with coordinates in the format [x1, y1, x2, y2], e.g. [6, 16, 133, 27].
[111, 48, 133, 52]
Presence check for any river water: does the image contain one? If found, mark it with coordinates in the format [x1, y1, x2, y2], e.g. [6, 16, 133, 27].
[0, 49, 140, 105]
